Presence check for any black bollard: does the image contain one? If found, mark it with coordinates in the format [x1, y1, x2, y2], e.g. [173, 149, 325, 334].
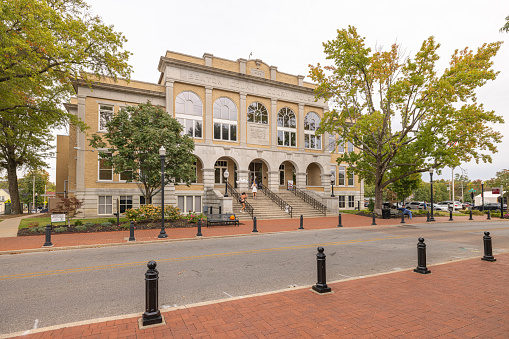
[371, 213, 377, 226]
[426, 211, 430, 222]
[337, 213, 343, 227]
[312, 247, 332, 293]
[142, 261, 163, 326]
[414, 238, 431, 274]
[129, 221, 135, 241]
[469, 209, 473, 220]
[449, 210, 453, 221]
[196, 219, 203, 237]
[481, 232, 496, 262]
[219, 206, 222, 214]
[299, 215, 304, 229]
[43, 224, 53, 247]
[252, 216, 258, 233]
[400, 211, 406, 224]
[487, 210, 491, 220]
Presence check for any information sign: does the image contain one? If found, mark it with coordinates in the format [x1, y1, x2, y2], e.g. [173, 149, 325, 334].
[492, 188, 500, 195]
[51, 214, 66, 223]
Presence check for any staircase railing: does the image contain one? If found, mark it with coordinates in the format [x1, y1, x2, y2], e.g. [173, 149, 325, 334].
[291, 186, 327, 216]
[227, 182, 254, 219]
[258, 183, 293, 218]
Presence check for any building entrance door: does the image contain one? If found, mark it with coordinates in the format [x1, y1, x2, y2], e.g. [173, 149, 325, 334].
[249, 161, 263, 186]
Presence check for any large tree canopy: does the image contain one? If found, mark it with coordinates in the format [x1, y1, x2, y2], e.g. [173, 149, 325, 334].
[89, 102, 196, 204]
[0, 0, 132, 214]
[310, 26, 503, 213]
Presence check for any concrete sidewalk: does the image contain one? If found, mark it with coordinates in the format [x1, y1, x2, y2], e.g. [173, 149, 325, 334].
[0, 215, 34, 238]
[5, 253, 508, 338]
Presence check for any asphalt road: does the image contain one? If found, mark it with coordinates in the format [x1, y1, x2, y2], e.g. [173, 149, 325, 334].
[1, 220, 508, 335]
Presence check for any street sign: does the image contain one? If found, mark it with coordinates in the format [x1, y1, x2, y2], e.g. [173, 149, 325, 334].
[469, 188, 476, 192]
[51, 214, 66, 223]
[492, 188, 501, 195]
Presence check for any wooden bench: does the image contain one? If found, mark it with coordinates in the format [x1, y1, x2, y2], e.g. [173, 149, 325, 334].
[205, 213, 239, 227]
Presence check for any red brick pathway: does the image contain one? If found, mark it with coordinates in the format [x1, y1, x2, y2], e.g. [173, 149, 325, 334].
[0, 214, 493, 253]
[11, 253, 509, 338]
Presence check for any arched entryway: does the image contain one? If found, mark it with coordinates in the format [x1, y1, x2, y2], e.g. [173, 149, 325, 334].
[278, 161, 297, 190]
[213, 156, 238, 191]
[306, 162, 322, 187]
[248, 159, 269, 188]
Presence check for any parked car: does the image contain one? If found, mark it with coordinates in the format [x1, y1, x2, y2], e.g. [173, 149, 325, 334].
[473, 203, 508, 211]
[462, 202, 472, 209]
[439, 201, 461, 210]
[432, 203, 450, 211]
[405, 201, 425, 209]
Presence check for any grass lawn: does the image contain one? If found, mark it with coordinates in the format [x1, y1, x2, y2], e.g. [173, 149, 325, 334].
[19, 215, 129, 229]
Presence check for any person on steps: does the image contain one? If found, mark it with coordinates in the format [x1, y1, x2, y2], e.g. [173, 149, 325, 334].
[239, 192, 247, 213]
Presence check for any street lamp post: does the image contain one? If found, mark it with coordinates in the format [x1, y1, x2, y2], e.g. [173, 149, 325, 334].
[481, 181, 485, 211]
[330, 173, 335, 197]
[223, 169, 229, 197]
[429, 168, 435, 222]
[158, 146, 167, 238]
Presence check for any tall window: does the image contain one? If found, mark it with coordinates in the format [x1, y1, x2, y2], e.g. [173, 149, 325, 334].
[347, 141, 354, 153]
[119, 196, 133, 213]
[177, 196, 202, 213]
[338, 196, 345, 208]
[328, 135, 336, 152]
[175, 91, 203, 138]
[98, 153, 113, 181]
[214, 160, 228, 183]
[98, 196, 112, 215]
[277, 107, 296, 147]
[338, 138, 345, 153]
[279, 164, 285, 185]
[304, 112, 321, 149]
[348, 171, 355, 186]
[99, 104, 114, 131]
[338, 166, 345, 186]
[247, 102, 268, 124]
[348, 196, 355, 208]
[213, 97, 237, 141]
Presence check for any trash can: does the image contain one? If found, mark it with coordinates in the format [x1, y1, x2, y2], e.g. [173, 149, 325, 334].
[5, 203, 11, 215]
[382, 208, 391, 219]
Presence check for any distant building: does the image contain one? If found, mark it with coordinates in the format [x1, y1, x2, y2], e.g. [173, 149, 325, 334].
[0, 188, 10, 214]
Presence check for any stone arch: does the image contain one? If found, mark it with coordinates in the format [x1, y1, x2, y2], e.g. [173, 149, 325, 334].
[248, 158, 271, 188]
[193, 155, 204, 184]
[306, 162, 323, 186]
[278, 160, 298, 188]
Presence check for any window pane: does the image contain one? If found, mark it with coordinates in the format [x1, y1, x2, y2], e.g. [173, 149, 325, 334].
[186, 196, 193, 212]
[329, 138, 336, 152]
[214, 123, 221, 139]
[261, 112, 268, 124]
[247, 110, 254, 122]
[178, 196, 185, 211]
[348, 142, 354, 153]
[99, 170, 112, 180]
[278, 131, 284, 145]
[230, 124, 237, 141]
[195, 121, 202, 138]
[215, 167, 221, 183]
[120, 170, 132, 181]
[338, 167, 345, 185]
[291, 132, 296, 147]
[186, 120, 193, 136]
[284, 131, 289, 146]
[195, 196, 201, 213]
[305, 134, 309, 148]
[222, 124, 229, 140]
[310, 135, 315, 149]
[316, 135, 321, 149]
[280, 170, 284, 185]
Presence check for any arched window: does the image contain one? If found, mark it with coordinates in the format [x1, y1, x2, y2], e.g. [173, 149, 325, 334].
[213, 97, 237, 141]
[304, 112, 321, 149]
[277, 107, 296, 147]
[247, 102, 268, 124]
[175, 91, 203, 138]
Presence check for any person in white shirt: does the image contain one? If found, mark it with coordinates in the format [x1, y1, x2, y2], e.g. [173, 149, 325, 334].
[251, 181, 258, 199]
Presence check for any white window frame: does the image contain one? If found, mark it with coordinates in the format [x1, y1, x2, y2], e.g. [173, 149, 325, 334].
[247, 102, 268, 124]
[98, 152, 113, 181]
[213, 97, 238, 141]
[277, 107, 297, 147]
[338, 196, 345, 208]
[337, 138, 345, 153]
[338, 166, 345, 186]
[177, 195, 202, 214]
[304, 112, 321, 150]
[175, 91, 203, 139]
[348, 170, 355, 186]
[347, 141, 354, 153]
[214, 160, 228, 184]
[99, 104, 114, 132]
[98, 195, 112, 215]
[348, 196, 355, 208]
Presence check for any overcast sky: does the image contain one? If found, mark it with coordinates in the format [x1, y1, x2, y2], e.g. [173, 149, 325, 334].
[49, 0, 509, 184]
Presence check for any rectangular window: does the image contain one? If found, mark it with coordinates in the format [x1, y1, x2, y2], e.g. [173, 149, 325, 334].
[338, 196, 345, 208]
[329, 137, 336, 152]
[213, 122, 237, 141]
[348, 142, 354, 153]
[348, 171, 354, 186]
[230, 125, 237, 141]
[178, 196, 185, 211]
[98, 196, 112, 215]
[214, 123, 221, 140]
[119, 196, 133, 213]
[195, 196, 201, 213]
[348, 196, 355, 208]
[338, 166, 345, 186]
[99, 105, 114, 131]
[305, 134, 309, 148]
[279, 164, 285, 185]
[338, 139, 344, 153]
[177, 195, 202, 213]
[278, 131, 284, 145]
[98, 153, 113, 181]
[120, 170, 132, 181]
[195, 121, 202, 138]
[290, 132, 296, 147]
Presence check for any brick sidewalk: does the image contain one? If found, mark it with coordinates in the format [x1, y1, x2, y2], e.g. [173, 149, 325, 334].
[9, 253, 508, 338]
[0, 214, 494, 253]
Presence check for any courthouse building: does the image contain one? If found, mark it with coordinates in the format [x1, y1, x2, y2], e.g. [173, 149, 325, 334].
[56, 51, 364, 217]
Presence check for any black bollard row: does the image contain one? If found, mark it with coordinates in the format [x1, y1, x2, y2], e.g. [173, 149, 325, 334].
[449, 210, 453, 221]
[414, 238, 431, 274]
[196, 219, 203, 237]
[481, 232, 496, 262]
[371, 213, 377, 226]
[426, 211, 430, 222]
[469, 209, 473, 220]
[337, 213, 343, 227]
[43, 224, 53, 247]
[129, 221, 136, 241]
[299, 215, 304, 229]
[252, 216, 258, 233]
[312, 247, 332, 293]
[142, 261, 163, 326]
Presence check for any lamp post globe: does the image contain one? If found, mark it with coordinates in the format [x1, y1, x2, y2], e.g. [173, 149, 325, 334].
[429, 168, 435, 222]
[223, 169, 229, 197]
[330, 173, 335, 197]
[158, 146, 167, 238]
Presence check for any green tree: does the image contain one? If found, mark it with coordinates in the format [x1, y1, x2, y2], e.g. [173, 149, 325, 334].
[501, 15, 509, 33]
[18, 169, 50, 207]
[89, 102, 196, 204]
[0, 0, 132, 214]
[310, 26, 504, 213]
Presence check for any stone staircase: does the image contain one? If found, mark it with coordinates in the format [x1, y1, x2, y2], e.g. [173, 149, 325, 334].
[231, 190, 327, 221]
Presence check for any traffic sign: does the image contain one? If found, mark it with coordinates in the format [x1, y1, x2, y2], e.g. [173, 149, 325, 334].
[469, 188, 476, 192]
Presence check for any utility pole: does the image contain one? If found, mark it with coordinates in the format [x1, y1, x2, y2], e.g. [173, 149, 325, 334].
[32, 174, 35, 211]
[452, 167, 455, 204]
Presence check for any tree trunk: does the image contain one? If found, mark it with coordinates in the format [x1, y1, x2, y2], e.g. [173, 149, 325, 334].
[6, 158, 22, 214]
[374, 184, 383, 215]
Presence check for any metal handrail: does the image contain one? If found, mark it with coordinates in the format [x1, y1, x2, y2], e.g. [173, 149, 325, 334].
[258, 183, 293, 218]
[291, 186, 327, 216]
[227, 182, 254, 219]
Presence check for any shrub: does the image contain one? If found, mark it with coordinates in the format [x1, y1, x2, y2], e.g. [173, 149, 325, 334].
[29, 227, 39, 233]
[37, 226, 47, 233]
[108, 218, 116, 224]
[125, 208, 142, 222]
[165, 205, 182, 221]
[74, 220, 83, 226]
[139, 204, 161, 220]
[85, 222, 95, 227]
[100, 222, 112, 227]
[120, 222, 130, 230]
[28, 221, 40, 228]
[75, 225, 87, 232]
[54, 227, 67, 233]
[185, 213, 206, 223]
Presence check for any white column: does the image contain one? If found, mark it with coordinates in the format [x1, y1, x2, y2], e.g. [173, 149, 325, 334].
[239, 92, 247, 147]
[76, 94, 86, 190]
[296, 172, 306, 189]
[205, 86, 213, 144]
[202, 168, 215, 191]
[298, 103, 305, 151]
[268, 170, 279, 192]
[321, 173, 332, 195]
[270, 98, 277, 149]
[165, 80, 174, 115]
